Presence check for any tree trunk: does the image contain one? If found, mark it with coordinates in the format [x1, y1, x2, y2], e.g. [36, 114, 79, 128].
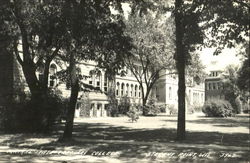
[142, 88, 151, 116]
[22, 62, 42, 99]
[175, 0, 186, 140]
[62, 52, 79, 140]
[107, 73, 118, 117]
[42, 60, 51, 95]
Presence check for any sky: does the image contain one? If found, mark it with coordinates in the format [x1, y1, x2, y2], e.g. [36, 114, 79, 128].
[200, 48, 242, 72]
[119, 3, 244, 73]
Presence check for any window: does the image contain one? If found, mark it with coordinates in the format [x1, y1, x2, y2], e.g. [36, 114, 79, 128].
[89, 81, 93, 85]
[39, 74, 44, 82]
[139, 86, 141, 98]
[96, 81, 100, 89]
[104, 73, 108, 92]
[130, 84, 134, 97]
[49, 76, 55, 87]
[49, 64, 57, 87]
[126, 84, 129, 95]
[95, 72, 101, 89]
[213, 83, 216, 90]
[169, 87, 172, 100]
[121, 83, 124, 96]
[135, 85, 138, 97]
[116, 82, 120, 96]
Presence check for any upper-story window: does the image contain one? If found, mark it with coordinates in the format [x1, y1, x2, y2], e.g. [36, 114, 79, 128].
[104, 73, 108, 92]
[49, 64, 57, 87]
[37, 65, 44, 82]
[95, 72, 101, 90]
[169, 86, 172, 100]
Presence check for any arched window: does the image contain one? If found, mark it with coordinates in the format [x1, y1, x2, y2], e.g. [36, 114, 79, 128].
[121, 83, 124, 96]
[104, 73, 108, 92]
[116, 82, 120, 96]
[37, 65, 44, 82]
[135, 85, 138, 97]
[49, 64, 57, 87]
[126, 83, 129, 96]
[89, 70, 94, 85]
[130, 84, 134, 97]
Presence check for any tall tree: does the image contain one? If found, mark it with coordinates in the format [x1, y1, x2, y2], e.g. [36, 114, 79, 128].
[124, 11, 175, 115]
[60, 0, 132, 140]
[174, 0, 204, 140]
[1, 0, 68, 99]
[173, 0, 249, 140]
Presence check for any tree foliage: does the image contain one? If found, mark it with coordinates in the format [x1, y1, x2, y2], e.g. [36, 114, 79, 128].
[58, 0, 133, 140]
[221, 65, 242, 113]
[1, 0, 68, 98]
[237, 46, 250, 95]
[124, 10, 175, 113]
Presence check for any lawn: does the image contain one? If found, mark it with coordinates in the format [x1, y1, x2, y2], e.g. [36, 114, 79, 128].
[0, 113, 249, 162]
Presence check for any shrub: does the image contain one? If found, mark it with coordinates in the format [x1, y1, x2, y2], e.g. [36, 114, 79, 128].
[193, 106, 203, 112]
[189, 105, 203, 113]
[0, 89, 66, 133]
[144, 97, 160, 116]
[167, 104, 178, 115]
[157, 104, 167, 113]
[127, 106, 140, 122]
[202, 99, 234, 117]
[79, 94, 91, 117]
[234, 97, 242, 114]
[118, 95, 131, 115]
[107, 90, 118, 117]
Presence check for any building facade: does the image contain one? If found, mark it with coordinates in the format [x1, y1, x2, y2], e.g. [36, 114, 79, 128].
[0, 50, 205, 117]
[205, 70, 224, 101]
[154, 70, 205, 113]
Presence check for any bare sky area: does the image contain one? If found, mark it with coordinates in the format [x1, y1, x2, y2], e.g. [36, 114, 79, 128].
[200, 48, 242, 72]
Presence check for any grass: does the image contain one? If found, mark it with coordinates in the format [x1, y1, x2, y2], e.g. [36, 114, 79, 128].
[0, 113, 249, 162]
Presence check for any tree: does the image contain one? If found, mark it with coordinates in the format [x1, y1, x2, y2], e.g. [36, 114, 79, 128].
[60, 0, 132, 140]
[124, 11, 175, 115]
[237, 45, 250, 95]
[222, 65, 242, 113]
[1, 0, 68, 99]
[174, 0, 204, 140]
[173, 0, 249, 140]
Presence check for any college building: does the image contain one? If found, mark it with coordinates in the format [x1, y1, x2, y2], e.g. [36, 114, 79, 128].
[0, 47, 205, 117]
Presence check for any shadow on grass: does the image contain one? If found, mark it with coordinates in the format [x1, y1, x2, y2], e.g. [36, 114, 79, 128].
[0, 122, 249, 162]
[187, 116, 249, 128]
[0, 114, 249, 162]
[161, 114, 249, 128]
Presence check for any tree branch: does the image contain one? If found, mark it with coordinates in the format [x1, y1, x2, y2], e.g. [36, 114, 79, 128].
[48, 43, 61, 61]
[13, 40, 23, 66]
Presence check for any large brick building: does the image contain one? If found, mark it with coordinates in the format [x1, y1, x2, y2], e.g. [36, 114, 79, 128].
[0, 47, 205, 117]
